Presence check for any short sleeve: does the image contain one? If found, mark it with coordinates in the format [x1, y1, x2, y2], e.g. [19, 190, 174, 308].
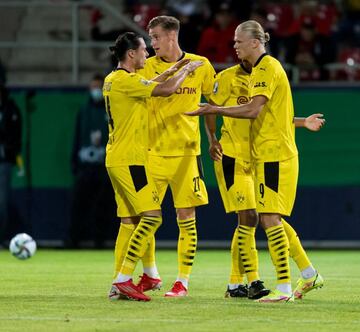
[210, 71, 231, 106]
[201, 59, 216, 99]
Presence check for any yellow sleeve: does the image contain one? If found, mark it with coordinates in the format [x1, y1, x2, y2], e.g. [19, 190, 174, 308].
[201, 59, 216, 100]
[210, 71, 230, 106]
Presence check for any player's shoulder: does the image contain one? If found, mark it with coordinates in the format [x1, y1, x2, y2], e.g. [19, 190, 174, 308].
[104, 70, 115, 82]
[217, 64, 240, 78]
[105, 69, 128, 81]
[144, 55, 162, 66]
[105, 69, 143, 89]
[185, 52, 212, 65]
[256, 54, 282, 72]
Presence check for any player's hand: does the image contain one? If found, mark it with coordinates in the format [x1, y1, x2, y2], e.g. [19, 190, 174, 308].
[185, 103, 219, 116]
[165, 59, 191, 76]
[209, 140, 223, 161]
[183, 61, 203, 74]
[304, 113, 325, 131]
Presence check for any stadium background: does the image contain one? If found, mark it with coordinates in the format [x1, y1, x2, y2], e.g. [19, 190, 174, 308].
[1, 0, 360, 247]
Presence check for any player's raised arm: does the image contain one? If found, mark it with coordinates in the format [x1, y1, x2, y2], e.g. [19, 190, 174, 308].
[152, 61, 203, 97]
[152, 59, 191, 82]
[294, 113, 325, 131]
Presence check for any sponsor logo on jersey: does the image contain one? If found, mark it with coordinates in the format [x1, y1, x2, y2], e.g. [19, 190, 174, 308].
[175, 87, 197, 94]
[237, 96, 249, 104]
[254, 82, 267, 88]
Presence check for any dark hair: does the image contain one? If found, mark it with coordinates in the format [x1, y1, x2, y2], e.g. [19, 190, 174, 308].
[109, 32, 143, 61]
[147, 16, 180, 33]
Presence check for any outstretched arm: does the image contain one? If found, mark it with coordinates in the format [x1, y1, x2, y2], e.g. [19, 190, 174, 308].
[294, 113, 325, 131]
[152, 59, 190, 82]
[186, 95, 267, 119]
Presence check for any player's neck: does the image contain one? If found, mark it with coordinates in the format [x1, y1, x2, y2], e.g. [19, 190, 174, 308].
[117, 61, 135, 73]
[249, 48, 267, 67]
[162, 45, 183, 63]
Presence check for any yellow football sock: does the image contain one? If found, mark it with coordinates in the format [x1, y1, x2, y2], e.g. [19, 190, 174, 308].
[282, 218, 312, 270]
[141, 235, 156, 269]
[177, 218, 197, 280]
[265, 224, 291, 284]
[120, 215, 162, 276]
[238, 225, 259, 284]
[113, 223, 136, 279]
[229, 227, 245, 284]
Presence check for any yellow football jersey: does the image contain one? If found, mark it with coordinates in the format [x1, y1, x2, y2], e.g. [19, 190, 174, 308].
[210, 64, 252, 161]
[138, 53, 216, 156]
[103, 68, 158, 167]
[249, 54, 298, 162]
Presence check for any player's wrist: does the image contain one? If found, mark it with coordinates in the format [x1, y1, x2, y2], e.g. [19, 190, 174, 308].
[213, 106, 222, 115]
[164, 70, 172, 77]
[180, 68, 190, 75]
[302, 118, 308, 128]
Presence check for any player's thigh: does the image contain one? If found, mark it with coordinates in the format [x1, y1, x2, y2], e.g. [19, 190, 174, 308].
[113, 188, 137, 218]
[148, 155, 170, 204]
[107, 164, 161, 217]
[215, 155, 256, 213]
[255, 156, 298, 216]
[169, 155, 208, 208]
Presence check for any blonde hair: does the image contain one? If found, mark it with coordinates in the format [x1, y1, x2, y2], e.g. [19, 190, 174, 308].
[237, 20, 270, 45]
[147, 16, 180, 33]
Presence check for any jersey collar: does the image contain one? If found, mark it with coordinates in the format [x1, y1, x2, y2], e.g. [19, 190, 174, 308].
[160, 52, 186, 63]
[240, 63, 252, 74]
[253, 53, 268, 68]
[115, 67, 131, 73]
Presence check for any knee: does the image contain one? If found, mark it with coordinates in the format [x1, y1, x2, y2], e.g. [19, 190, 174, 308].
[121, 216, 141, 225]
[143, 209, 162, 217]
[259, 213, 282, 230]
[238, 209, 258, 227]
[143, 210, 163, 225]
[176, 207, 195, 220]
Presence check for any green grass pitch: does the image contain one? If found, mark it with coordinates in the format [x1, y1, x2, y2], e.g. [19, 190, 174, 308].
[0, 249, 359, 332]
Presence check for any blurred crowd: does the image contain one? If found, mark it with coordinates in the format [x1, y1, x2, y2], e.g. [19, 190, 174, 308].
[91, 0, 360, 81]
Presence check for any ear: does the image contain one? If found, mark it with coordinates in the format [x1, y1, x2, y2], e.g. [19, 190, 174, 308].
[128, 49, 135, 59]
[252, 39, 260, 49]
[168, 30, 178, 42]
